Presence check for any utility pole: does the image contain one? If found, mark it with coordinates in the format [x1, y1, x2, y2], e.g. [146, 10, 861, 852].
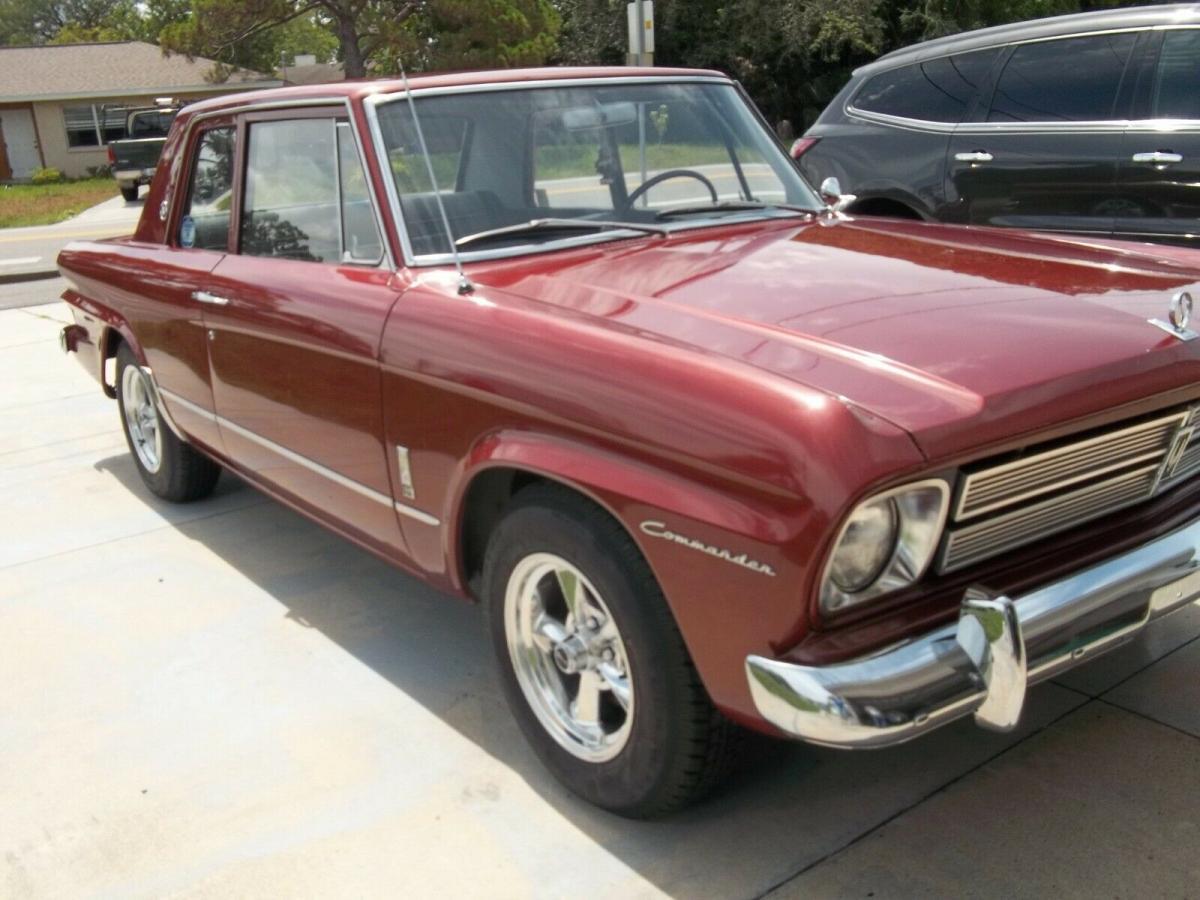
[634, 0, 646, 66]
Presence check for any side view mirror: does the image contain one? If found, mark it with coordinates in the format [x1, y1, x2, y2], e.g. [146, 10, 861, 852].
[819, 176, 857, 213]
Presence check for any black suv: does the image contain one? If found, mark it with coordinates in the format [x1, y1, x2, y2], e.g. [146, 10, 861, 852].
[796, 4, 1200, 246]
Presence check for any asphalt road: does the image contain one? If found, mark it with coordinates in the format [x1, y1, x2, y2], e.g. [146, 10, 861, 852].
[3, 301, 1199, 898]
[0, 193, 142, 280]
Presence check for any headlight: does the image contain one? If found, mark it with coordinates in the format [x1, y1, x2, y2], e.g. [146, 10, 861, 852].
[820, 479, 950, 614]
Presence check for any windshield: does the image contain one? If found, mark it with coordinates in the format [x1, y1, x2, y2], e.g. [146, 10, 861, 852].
[373, 80, 820, 259]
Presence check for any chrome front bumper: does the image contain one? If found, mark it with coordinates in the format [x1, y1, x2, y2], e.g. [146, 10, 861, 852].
[746, 515, 1200, 748]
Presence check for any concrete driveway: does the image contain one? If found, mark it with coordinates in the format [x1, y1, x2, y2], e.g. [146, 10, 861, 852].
[3, 289, 1199, 898]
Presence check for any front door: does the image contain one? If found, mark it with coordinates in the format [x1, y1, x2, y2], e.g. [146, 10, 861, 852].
[1114, 27, 1200, 245]
[944, 31, 1139, 236]
[200, 112, 407, 559]
[129, 121, 236, 452]
[0, 108, 40, 180]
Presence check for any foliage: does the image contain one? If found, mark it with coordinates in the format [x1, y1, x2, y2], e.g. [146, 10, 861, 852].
[0, 178, 116, 228]
[30, 166, 63, 184]
[0, 0, 1136, 129]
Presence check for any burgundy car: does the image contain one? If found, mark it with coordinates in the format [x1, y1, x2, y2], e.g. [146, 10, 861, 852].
[58, 67, 1200, 817]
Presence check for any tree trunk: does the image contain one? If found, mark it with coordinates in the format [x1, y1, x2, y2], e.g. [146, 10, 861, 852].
[336, 15, 367, 78]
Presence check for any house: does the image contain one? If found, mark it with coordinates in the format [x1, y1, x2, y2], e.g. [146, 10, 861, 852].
[279, 55, 346, 86]
[0, 41, 279, 181]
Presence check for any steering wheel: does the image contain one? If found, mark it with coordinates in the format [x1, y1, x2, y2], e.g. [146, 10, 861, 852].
[623, 168, 718, 211]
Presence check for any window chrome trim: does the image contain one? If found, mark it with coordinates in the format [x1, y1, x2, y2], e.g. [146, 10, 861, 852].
[157, 386, 440, 527]
[363, 79, 813, 268]
[182, 97, 395, 270]
[846, 24, 1154, 131]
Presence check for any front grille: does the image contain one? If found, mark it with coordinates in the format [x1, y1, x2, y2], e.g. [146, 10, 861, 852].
[940, 404, 1200, 573]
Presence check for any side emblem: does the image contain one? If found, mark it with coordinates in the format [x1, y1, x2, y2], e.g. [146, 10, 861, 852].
[639, 521, 776, 577]
[1150, 291, 1198, 342]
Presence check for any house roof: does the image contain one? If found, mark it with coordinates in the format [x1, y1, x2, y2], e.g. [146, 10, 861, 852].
[0, 41, 279, 102]
[279, 61, 346, 86]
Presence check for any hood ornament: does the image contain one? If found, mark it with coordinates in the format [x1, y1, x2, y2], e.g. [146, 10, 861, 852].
[1150, 291, 1198, 342]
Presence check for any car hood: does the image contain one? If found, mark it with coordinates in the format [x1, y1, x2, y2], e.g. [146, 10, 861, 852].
[476, 217, 1200, 460]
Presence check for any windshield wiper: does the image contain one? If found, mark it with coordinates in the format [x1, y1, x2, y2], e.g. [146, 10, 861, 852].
[455, 218, 669, 249]
[655, 201, 817, 221]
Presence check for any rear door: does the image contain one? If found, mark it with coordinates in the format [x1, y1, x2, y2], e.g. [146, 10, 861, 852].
[199, 109, 409, 559]
[945, 31, 1139, 235]
[1115, 27, 1200, 245]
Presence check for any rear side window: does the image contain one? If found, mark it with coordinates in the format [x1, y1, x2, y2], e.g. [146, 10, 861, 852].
[988, 33, 1136, 122]
[1152, 29, 1200, 119]
[179, 126, 235, 251]
[240, 118, 381, 265]
[853, 49, 997, 123]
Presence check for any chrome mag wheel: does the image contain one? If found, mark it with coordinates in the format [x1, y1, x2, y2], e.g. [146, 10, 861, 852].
[120, 364, 162, 474]
[504, 552, 634, 762]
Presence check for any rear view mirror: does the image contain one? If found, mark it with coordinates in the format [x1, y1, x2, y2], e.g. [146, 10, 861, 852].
[560, 102, 638, 130]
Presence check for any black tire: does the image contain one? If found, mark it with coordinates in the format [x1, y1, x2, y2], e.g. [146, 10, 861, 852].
[115, 343, 220, 502]
[483, 483, 739, 817]
[120, 184, 139, 202]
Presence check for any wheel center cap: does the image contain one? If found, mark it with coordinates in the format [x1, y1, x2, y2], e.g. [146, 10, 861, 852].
[551, 635, 588, 674]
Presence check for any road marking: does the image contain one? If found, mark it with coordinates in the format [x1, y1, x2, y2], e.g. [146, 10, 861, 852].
[0, 227, 131, 244]
[0, 256, 42, 266]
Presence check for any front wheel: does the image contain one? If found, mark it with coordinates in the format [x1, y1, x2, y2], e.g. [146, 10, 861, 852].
[483, 484, 738, 817]
[116, 343, 220, 502]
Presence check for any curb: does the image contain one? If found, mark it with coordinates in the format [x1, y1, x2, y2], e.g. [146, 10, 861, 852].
[0, 269, 60, 287]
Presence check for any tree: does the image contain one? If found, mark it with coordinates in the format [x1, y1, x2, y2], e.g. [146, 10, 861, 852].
[161, 0, 560, 80]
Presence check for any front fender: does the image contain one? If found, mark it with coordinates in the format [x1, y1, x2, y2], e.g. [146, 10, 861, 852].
[444, 428, 815, 726]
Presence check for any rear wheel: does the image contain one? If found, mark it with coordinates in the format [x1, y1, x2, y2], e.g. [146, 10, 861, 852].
[116, 343, 220, 502]
[483, 484, 738, 817]
[120, 184, 139, 202]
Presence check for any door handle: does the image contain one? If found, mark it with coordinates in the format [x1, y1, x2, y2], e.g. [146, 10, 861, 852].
[191, 290, 232, 306]
[1131, 151, 1183, 164]
[955, 151, 994, 163]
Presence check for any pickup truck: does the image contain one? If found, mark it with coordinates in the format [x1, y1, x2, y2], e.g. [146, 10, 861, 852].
[106, 105, 178, 201]
[57, 68, 1200, 817]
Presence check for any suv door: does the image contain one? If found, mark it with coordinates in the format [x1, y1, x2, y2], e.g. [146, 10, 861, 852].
[1115, 28, 1200, 245]
[945, 31, 1140, 235]
[802, 48, 998, 218]
[199, 110, 410, 559]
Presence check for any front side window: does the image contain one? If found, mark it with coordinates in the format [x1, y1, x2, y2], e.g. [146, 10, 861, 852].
[179, 126, 235, 251]
[375, 81, 818, 258]
[853, 49, 998, 123]
[240, 117, 381, 265]
[1151, 29, 1200, 119]
[988, 33, 1136, 122]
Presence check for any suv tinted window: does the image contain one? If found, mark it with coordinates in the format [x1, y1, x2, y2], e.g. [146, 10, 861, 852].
[854, 49, 997, 123]
[180, 126, 235, 251]
[1152, 29, 1200, 119]
[988, 33, 1136, 122]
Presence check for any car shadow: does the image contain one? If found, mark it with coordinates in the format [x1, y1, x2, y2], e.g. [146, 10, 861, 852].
[93, 452, 1111, 897]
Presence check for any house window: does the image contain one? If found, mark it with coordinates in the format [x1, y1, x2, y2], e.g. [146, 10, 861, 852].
[63, 104, 128, 148]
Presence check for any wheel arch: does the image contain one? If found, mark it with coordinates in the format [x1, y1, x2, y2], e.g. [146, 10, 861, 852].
[447, 429, 808, 727]
[846, 194, 927, 220]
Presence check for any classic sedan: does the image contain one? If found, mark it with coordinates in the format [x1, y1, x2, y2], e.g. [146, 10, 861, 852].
[58, 67, 1200, 817]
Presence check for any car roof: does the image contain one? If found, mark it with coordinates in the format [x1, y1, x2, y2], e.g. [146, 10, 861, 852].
[856, 2, 1200, 75]
[181, 66, 730, 116]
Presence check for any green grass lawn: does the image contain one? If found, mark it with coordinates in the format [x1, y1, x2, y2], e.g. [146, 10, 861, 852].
[0, 178, 118, 228]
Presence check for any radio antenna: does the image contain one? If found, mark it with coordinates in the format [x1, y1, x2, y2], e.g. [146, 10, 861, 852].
[398, 60, 473, 295]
